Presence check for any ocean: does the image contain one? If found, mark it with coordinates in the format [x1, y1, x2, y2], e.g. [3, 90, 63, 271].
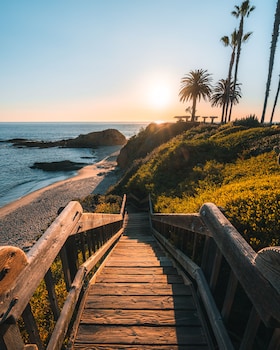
[0, 122, 148, 208]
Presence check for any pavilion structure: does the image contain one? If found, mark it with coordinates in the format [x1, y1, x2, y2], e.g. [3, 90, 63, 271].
[174, 115, 219, 123]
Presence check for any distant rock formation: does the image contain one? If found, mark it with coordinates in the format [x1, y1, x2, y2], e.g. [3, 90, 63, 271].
[117, 122, 194, 169]
[9, 129, 127, 148]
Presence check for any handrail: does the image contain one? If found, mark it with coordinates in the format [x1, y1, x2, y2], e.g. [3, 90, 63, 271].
[200, 203, 280, 326]
[150, 201, 280, 349]
[0, 196, 126, 349]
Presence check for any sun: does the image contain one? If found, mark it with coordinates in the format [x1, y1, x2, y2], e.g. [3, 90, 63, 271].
[147, 82, 172, 110]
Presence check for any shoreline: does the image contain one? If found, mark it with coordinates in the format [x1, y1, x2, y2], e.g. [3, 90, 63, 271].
[0, 147, 122, 249]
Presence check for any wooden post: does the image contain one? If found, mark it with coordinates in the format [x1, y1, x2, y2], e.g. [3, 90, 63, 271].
[22, 303, 43, 350]
[254, 246, 280, 294]
[0, 246, 28, 305]
[0, 323, 25, 350]
[221, 270, 238, 323]
[44, 269, 60, 320]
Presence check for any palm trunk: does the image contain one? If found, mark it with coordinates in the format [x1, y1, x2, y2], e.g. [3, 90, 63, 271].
[270, 74, 280, 124]
[225, 51, 235, 123]
[261, 0, 280, 123]
[191, 97, 197, 122]
[228, 18, 244, 122]
[221, 103, 226, 123]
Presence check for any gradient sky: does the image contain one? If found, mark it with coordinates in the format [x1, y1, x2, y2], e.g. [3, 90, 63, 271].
[0, 0, 279, 123]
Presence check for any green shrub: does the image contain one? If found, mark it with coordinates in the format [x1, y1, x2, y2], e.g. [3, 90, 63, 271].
[79, 194, 123, 213]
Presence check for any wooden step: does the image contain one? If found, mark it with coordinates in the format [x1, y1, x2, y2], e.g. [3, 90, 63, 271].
[73, 212, 211, 349]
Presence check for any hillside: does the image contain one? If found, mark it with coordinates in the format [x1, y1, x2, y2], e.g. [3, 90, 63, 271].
[109, 120, 280, 250]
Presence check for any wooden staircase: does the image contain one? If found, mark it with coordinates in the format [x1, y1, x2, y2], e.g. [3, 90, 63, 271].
[72, 212, 211, 349]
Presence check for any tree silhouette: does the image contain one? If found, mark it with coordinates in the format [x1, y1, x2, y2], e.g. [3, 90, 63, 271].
[179, 69, 212, 121]
[211, 79, 242, 122]
[261, 0, 280, 123]
[229, 0, 255, 121]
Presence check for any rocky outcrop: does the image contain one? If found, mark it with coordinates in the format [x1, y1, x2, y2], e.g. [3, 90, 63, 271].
[8, 129, 127, 148]
[30, 160, 87, 172]
[117, 122, 197, 169]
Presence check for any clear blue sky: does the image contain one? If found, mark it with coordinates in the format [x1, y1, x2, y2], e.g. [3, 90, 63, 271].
[0, 0, 279, 123]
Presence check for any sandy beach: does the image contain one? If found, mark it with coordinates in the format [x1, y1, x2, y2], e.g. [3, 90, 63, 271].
[0, 146, 122, 249]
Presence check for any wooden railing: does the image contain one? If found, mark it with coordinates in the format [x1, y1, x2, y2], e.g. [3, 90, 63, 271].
[1, 193, 279, 349]
[150, 200, 280, 350]
[0, 195, 126, 350]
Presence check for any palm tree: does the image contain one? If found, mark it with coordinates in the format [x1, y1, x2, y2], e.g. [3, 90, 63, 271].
[221, 30, 238, 122]
[179, 69, 212, 121]
[211, 79, 242, 123]
[261, 0, 280, 123]
[230, 0, 255, 121]
[221, 30, 252, 122]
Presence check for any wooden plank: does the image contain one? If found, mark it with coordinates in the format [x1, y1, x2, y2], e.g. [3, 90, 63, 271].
[77, 213, 122, 232]
[72, 211, 211, 349]
[84, 295, 196, 310]
[79, 309, 202, 326]
[73, 345, 209, 350]
[88, 283, 192, 296]
[152, 213, 212, 236]
[101, 267, 177, 275]
[95, 274, 183, 283]
[74, 325, 208, 345]
[105, 260, 173, 267]
[111, 252, 165, 257]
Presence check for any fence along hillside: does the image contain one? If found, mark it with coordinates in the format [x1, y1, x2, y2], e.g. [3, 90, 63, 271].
[0, 194, 279, 349]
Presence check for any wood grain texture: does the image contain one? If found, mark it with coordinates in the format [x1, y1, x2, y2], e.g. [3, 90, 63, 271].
[73, 212, 210, 349]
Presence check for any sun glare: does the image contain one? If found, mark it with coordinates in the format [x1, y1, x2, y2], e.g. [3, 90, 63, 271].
[147, 82, 172, 110]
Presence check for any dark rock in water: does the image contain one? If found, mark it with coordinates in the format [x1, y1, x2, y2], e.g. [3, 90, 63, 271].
[66, 129, 127, 147]
[9, 129, 127, 148]
[30, 160, 87, 172]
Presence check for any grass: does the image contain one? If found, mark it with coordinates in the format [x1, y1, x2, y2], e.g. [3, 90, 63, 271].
[110, 121, 280, 250]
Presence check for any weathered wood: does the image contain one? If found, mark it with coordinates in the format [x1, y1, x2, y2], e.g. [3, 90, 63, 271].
[2, 201, 83, 322]
[221, 270, 238, 322]
[82, 228, 123, 273]
[77, 213, 123, 233]
[209, 248, 223, 292]
[0, 246, 28, 300]
[73, 212, 211, 349]
[0, 323, 25, 350]
[88, 283, 192, 296]
[240, 307, 261, 350]
[44, 269, 60, 320]
[80, 309, 201, 326]
[47, 228, 123, 350]
[101, 266, 177, 275]
[200, 203, 280, 327]
[152, 213, 212, 236]
[59, 246, 72, 291]
[74, 325, 208, 345]
[46, 267, 86, 350]
[22, 303, 43, 350]
[95, 274, 183, 283]
[85, 295, 196, 310]
[255, 246, 280, 294]
[152, 226, 234, 350]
